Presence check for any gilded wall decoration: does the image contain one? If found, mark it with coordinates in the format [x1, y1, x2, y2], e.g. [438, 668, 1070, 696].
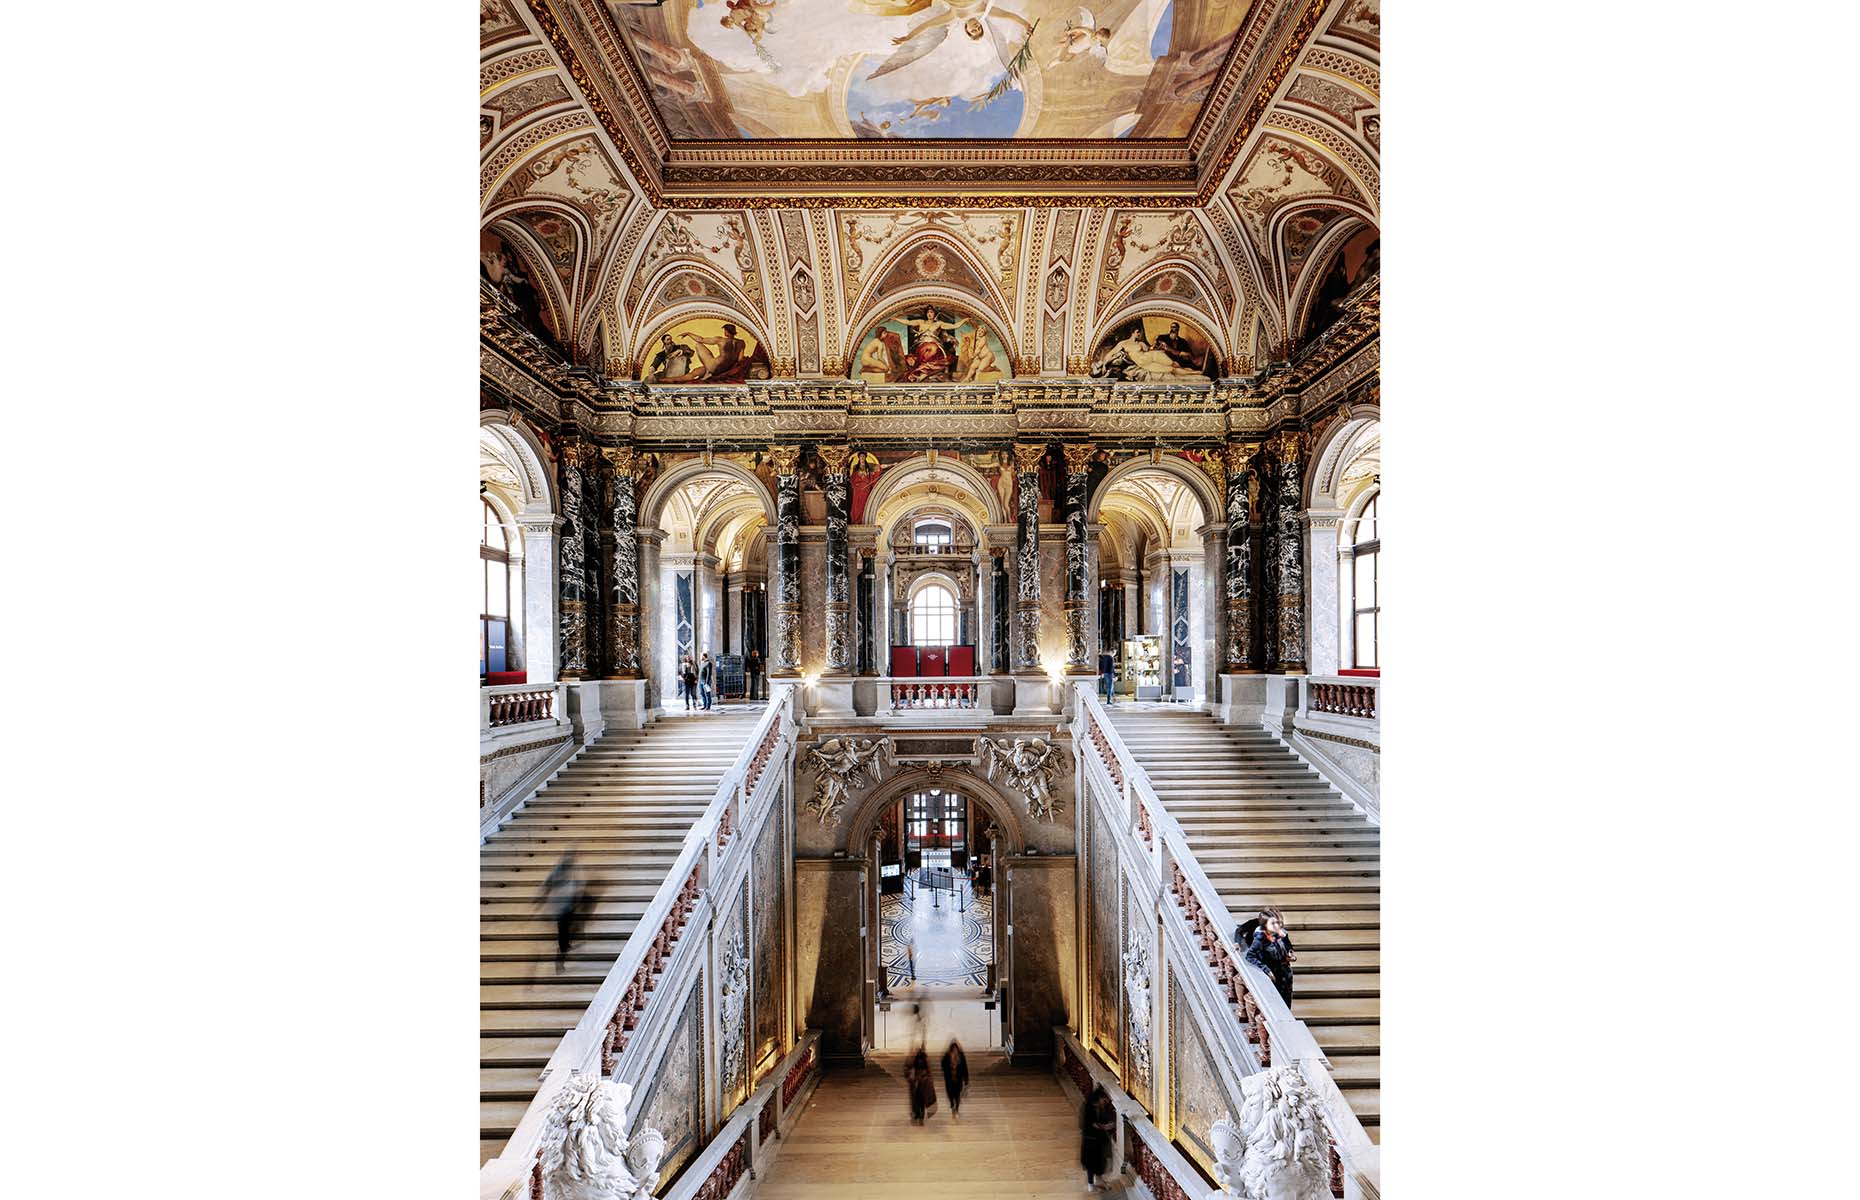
[637, 975, 706, 1186]
[851, 302, 1009, 384]
[1229, 135, 1366, 253]
[642, 317, 774, 383]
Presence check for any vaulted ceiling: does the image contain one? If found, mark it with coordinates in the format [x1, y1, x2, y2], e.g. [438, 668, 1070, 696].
[480, 0, 1379, 380]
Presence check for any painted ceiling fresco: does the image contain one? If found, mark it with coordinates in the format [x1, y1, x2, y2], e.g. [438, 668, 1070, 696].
[610, 0, 1255, 140]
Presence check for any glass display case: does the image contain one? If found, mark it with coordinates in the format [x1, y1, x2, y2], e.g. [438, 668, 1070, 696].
[1122, 635, 1163, 700]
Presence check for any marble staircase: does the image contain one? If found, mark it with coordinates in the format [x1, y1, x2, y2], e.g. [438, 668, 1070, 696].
[479, 710, 763, 1164]
[1106, 706, 1382, 1141]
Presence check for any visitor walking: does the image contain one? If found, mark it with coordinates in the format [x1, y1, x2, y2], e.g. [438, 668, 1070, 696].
[539, 850, 591, 974]
[699, 652, 715, 710]
[1238, 905, 1297, 1005]
[1099, 649, 1117, 704]
[746, 647, 763, 700]
[906, 1046, 937, 1124]
[680, 656, 698, 711]
[941, 1039, 969, 1117]
[1080, 1083, 1116, 1190]
[906, 940, 917, 984]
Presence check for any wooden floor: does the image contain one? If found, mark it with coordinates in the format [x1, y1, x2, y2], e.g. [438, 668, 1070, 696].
[754, 1053, 1122, 1199]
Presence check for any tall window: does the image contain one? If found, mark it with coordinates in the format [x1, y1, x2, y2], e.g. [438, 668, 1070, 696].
[1349, 494, 1378, 668]
[910, 582, 956, 646]
[913, 521, 953, 551]
[482, 498, 511, 676]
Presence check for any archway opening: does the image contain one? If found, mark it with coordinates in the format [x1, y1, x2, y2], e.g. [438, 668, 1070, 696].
[1095, 464, 1214, 702]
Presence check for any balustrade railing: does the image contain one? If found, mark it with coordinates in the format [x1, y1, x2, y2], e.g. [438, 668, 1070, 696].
[480, 681, 567, 731]
[1072, 683, 1379, 1198]
[1308, 678, 1378, 720]
[481, 685, 800, 1200]
[880, 675, 989, 712]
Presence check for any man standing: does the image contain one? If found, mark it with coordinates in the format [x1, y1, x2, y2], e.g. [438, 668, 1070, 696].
[699, 652, 715, 710]
[746, 647, 763, 701]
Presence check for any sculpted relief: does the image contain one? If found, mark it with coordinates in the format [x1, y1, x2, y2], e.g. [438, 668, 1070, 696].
[803, 735, 895, 826]
[978, 735, 1065, 821]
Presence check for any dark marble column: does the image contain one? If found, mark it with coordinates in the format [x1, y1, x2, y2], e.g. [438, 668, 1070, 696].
[856, 555, 875, 674]
[1061, 443, 1095, 670]
[555, 439, 594, 679]
[768, 445, 803, 675]
[1222, 442, 1259, 673]
[990, 552, 1010, 673]
[1270, 432, 1307, 673]
[819, 444, 852, 673]
[603, 446, 643, 677]
[1011, 442, 1046, 670]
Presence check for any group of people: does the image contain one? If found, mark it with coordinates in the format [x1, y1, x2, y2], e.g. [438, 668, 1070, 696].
[677, 648, 766, 710]
[903, 1039, 969, 1124]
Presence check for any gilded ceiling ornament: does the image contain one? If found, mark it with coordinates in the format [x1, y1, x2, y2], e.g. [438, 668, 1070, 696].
[1062, 443, 1097, 475]
[1011, 443, 1047, 474]
[765, 445, 802, 476]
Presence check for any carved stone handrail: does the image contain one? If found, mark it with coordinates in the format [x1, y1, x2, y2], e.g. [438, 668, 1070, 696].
[480, 685, 799, 1200]
[879, 675, 991, 712]
[481, 682, 568, 731]
[1307, 677, 1378, 721]
[1072, 683, 1380, 1198]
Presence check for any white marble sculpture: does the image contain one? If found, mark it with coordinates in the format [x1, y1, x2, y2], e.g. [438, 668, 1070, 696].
[1206, 1065, 1331, 1200]
[978, 735, 1066, 821]
[718, 932, 750, 1092]
[1122, 939, 1153, 1086]
[803, 736, 894, 826]
[540, 1075, 668, 1200]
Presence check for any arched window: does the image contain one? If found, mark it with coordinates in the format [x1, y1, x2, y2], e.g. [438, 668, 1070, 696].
[913, 520, 953, 551]
[1348, 494, 1378, 668]
[910, 582, 957, 646]
[481, 498, 511, 676]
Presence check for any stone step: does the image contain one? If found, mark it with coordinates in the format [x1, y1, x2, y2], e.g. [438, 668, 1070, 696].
[486, 834, 692, 849]
[480, 899, 650, 918]
[1308, 1024, 1380, 1054]
[1218, 891, 1381, 912]
[481, 980, 600, 1007]
[480, 865, 676, 883]
[1286, 973, 1380, 999]
[1198, 862, 1380, 881]
[1176, 806, 1359, 822]
[1186, 846, 1379, 863]
[1273, 929, 1380, 951]
[481, 1066, 545, 1098]
[480, 1035, 561, 1064]
[478, 1008, 584, 1035]
[480, 919, 639, 941]
[480, 938, 630, 960]
[1182, 822, 1373, 838]
[1185, 835, 1379, 853]
[481, 850, 688, 867]
[1290, 996, 1381, 1024]
[481, 1099, 532, 1140]
[1282, 949, 1379, 972]
[1339, 1087, 1379, 1123]
[481, 962, 611, 983]
[501, 811, 709, 825]
[1327, 1056, 1380, 1086]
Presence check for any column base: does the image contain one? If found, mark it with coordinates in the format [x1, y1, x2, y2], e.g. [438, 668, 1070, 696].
[1216, 673, 1268, 726]
[1011, 674, 1061, 716]
[567, 678, 650, 739]
[1261, 674, 1300, 735]
[813, 676, 856, 716]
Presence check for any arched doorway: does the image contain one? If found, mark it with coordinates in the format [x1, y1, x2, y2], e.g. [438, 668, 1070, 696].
[845, 771, 1028, 1053]
[1091, 460, 1217, 703]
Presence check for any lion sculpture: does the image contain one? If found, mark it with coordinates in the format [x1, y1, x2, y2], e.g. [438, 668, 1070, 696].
[539, 1075, 668, 1200]
[1206, 1065, 1330, 1200]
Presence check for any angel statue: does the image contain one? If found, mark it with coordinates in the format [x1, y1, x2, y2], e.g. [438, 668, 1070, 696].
[1206, 1065, 1332, 1200]
[803, 735, 895, 827]
[978, 735, 1066, 822]
[539, 1075, 668, 1200]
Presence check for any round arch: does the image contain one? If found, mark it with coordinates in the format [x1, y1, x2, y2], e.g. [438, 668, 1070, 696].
[842, 767, 1030, 858]
[1305, 403, 1381, 509]
[846, 291, 1017, 380]
[639, 457, 776, 531]
[865, 454, 1007, 531]
[847, 234, 1014, 338]
[479, 410, 556, 514]
[1087, 454, 1220, 528]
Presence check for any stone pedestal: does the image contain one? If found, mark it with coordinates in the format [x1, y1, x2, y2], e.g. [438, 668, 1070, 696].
[1261, 674, 1300, 735]
[566, 680, 606, 745]
[813, 677, 856, 717]
[1012, 674, 1060, 715]
[1217, 674, 1269, 726]
[596, 678, 650, 730]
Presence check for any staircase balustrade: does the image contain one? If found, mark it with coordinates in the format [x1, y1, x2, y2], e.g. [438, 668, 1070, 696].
[1308, 679, 1378, 720]
[879, 675, 988, 712]
[481, 682, 568, 731]
[1071, 684, 1380, 1199]
[482, 686, 802, 1200]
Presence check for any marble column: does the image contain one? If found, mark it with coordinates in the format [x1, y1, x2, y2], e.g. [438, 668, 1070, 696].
[769, 446, 803, 675]
[1221, 442, 1258, 673]
[554, 439, 594, 679]
[604, 446, 643, 677]
[991, 551, 1010, 674]
[1270, 432, 1307, 674]
[1061, 443, 1095, 672]
[1011, 443, 1046, 671]
[637, 529, 664, 709]
[820, 444, 853, 674]
[1198, 521, 1224, 704]
[1305, 510, 1344, 675]
[517, 508, 561, 685]
[857, 552, 876, 674]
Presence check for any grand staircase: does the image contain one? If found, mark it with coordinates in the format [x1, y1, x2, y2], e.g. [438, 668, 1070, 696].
[480, 709, 763, 1164]
[1106, 705, 1381, 1141]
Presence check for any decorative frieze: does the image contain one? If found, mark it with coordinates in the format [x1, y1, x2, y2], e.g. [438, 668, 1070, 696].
[605, 446, 643, 677]
[1271, 432, 1307, 674]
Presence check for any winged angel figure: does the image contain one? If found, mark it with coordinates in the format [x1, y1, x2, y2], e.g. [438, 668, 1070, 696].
[866, 0, 1039, 110]
[803, 736, 895, 827]
[1046, 0, 1172, 77]
[978, 735, 1066, 822]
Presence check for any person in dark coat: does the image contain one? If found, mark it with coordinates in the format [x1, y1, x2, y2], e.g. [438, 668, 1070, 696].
[540, 850, 592, 974]
[941, 1039, 969, 1116]
[1080, 1083, 1115, 1189]
[1098, 649, 1117, 703]
[906, 1047, 937, 1123]
[680, 657, 698, 710]
[1240, 905, 1297, 1005]
[746, 648, 763, 700]
[699, 652, 715, 710]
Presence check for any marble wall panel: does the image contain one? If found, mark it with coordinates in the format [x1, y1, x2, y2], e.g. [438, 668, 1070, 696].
[1168, 969, 1234, 1179]
[718, 883, 751, 1116]
[752, 799, 786, 1080]
[1006, 855, 1076, 1062]
[1087, 799, 1120, 1061]
[637, 974, 706, 1186]
[794, 860, 865, 1061]
[800, 540, 828, 675]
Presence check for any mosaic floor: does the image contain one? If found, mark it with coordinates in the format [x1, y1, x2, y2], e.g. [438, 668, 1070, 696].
[880, 883, 993, 990]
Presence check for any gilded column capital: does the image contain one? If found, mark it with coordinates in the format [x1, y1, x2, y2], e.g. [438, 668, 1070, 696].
[1222, 440, 1259, 475]
[765, 445, 802, 476]
[1274, 430, 1305, 465]
[1061, 442, 1097, 476]
[817, 444, 853, 475]
[1011, 443, 1047, 474]
[602, 446, 642, 477]
[559, 438, 594, 469]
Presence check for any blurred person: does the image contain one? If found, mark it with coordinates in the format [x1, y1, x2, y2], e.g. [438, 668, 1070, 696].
[1081, 1083, 1115, 1189]
[941, 1039, 969, 1116]
[540, 850, 592, 973]
[906, 1045, 937, 1124]
[1238, 905, 1297, 1005]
